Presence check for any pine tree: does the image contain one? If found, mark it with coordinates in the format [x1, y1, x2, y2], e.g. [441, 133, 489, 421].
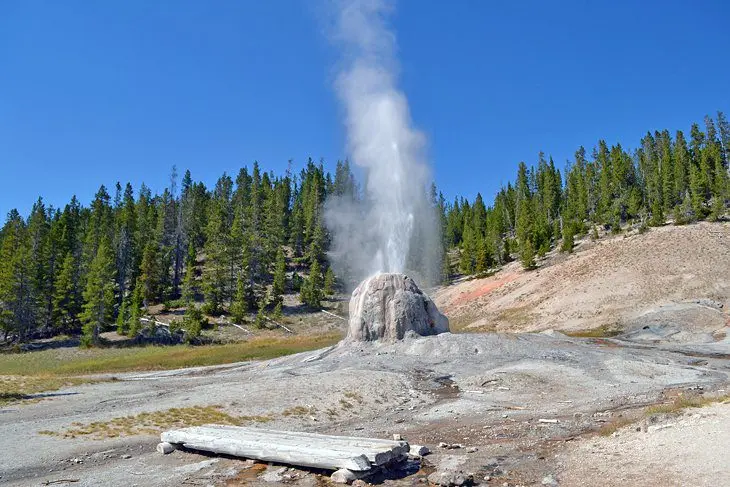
[52, 253, 81, 333]
[0, 211, 34, 341]
[80, 238, 116, 347]
[300, 258, 323, 308]
[520, 238, 536, 270]
[272, 247, 287, 300]
[127, 282, 143, 337]
[323, 267, 335, 297]
[138, 242, 161, 305]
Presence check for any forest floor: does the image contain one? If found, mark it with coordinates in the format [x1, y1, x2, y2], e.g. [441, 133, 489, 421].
[1, 221, 729, 487]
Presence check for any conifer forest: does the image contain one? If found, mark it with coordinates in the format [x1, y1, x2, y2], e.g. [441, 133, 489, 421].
[1, 113, 728, 345]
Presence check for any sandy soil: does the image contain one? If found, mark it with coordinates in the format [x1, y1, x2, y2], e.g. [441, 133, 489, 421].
[556, 401, 730, 487]
[434, 222, 730, 335]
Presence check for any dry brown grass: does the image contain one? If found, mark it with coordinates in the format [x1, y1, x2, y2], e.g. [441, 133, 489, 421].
[42, 405, 272, 439]
[645, 393, 730, 417]
[565, 324, 622, 338]
[0, 375, 97, 406]
[595, 392, 730, 437]
[281, 405, 315, 417]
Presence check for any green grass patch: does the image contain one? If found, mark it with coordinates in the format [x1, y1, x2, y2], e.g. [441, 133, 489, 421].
[0, 333, 341, 377]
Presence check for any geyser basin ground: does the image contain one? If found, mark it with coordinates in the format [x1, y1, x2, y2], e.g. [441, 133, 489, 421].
[2, 331, 728, 486]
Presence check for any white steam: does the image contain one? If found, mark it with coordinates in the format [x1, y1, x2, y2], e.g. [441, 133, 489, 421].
[325, 0, 441, 287]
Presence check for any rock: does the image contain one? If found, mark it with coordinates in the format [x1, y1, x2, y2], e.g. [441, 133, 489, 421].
[466, 447, 478, 453]
[120, 454, 131, 459]
[260, 467, 288, 482]
[427, 470, 472, 486]
[542, 473, 559, 486]
[352, 480, 368, 487]
[409, 444, 430, 456]
[331, 469, 357, 484]
[647, 423, 675, 433]
[346, 273, 449, 342]
[393, 433, 403, 441]
[157, 442, 175, 454]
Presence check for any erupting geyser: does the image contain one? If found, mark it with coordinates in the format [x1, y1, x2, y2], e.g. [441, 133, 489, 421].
[346, 273, 449, 342]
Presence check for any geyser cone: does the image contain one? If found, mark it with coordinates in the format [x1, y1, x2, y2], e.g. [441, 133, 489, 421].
[346, 273, 449, 342]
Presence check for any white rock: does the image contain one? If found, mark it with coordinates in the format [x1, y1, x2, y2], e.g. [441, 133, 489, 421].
[647, 423, 675, 433]
[409, 445, 430, 456]
[157, 442, 176, 454]
[331, 469, 358, 484]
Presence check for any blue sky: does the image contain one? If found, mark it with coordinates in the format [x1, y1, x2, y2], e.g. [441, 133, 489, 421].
[1, 0, 729, 218]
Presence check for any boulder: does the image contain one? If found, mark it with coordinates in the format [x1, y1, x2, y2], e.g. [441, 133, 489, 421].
[346, 273, 449, 342]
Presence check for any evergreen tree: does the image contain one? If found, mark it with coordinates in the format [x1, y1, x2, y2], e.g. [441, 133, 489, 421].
[80, 238, 116, 346]
[52, 253, 81, 333]
[272, 247, 287, 300]
[323, 267, 335, 297]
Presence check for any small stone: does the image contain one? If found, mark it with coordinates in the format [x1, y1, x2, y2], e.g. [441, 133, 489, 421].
[409, 445, 430, 456]
[466, 447, 478, 453]
[121, 454, 132, 459]
[157, 442, 175, 454]
[427, 470, 472, 486]
[71, 458, 83, 464]
[352, 480, 367, 487]
[438, 442, 449, 448]
[260, 467, 288, 482]
[393, 433, 403, 441]
[331, 469, 357, 484]
[542, 473, 559, 486]
[484, 476, 491, 481]
[647, 423, 674, 433]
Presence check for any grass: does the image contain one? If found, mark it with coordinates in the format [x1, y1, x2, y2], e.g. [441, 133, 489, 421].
[644, 393, 730, 417]
[0, 375, 97, 406]
[596, 392, 730, 436]
[41, 405, 272, 439]
[0, 333, 340, 377]
[494, 306, 533, 328]
[565, 323, 622, 338]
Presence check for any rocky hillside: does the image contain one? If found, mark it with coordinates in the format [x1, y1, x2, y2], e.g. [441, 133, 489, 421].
[434, 221, 730, 336]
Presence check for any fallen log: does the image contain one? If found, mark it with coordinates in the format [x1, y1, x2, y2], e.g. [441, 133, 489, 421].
[160, 426, 408, 472]
[193, 425, 408, 465]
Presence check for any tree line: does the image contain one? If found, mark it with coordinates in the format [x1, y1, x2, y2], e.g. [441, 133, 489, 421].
[442, 112, 729, 274]
[0, 159, 350, 344]
[1, 112, 728, 344]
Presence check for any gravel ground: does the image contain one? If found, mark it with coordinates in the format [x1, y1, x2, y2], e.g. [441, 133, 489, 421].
[3, 331, 728, 486]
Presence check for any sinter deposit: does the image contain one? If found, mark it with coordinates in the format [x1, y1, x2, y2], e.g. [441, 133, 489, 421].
[347, 273, 449, 342]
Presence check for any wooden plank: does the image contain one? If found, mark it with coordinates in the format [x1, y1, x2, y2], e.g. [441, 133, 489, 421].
[161, 426, 410, 471]
[166, 426, 406, 466]
[194, 425, 409, 459]
[161, 430, 372, 471]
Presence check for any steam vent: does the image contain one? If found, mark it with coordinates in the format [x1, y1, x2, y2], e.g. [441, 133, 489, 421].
[346, 273, 450, 342]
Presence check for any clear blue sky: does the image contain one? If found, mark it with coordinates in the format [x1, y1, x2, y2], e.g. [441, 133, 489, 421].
[2, 0, 729, 219]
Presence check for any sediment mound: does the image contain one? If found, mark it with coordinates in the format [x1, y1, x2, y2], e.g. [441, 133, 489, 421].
[346, 273, 449, 342]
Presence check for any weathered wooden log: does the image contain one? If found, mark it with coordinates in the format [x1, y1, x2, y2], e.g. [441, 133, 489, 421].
[161, 429, 372, 471]
[194, 425, 408, 464]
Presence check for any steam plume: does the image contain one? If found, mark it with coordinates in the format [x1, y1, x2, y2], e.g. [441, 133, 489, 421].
[325, 0, 441, 287]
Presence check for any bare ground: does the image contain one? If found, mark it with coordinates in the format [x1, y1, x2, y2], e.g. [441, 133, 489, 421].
[435, 222, 730, 335]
